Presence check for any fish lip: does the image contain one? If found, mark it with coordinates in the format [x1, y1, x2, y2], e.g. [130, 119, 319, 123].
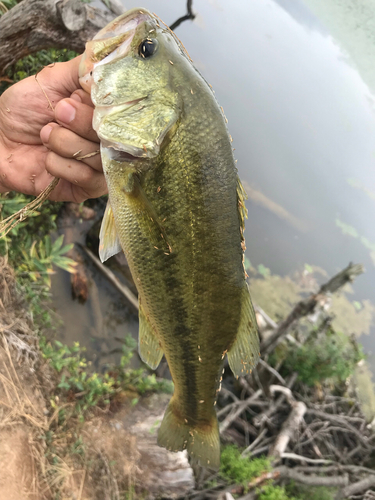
[79, 9, 153, 92]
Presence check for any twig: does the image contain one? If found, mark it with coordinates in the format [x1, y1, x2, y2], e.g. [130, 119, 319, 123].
[258, 359, 286, 385]
[219, 390, 262, 434]
[0, 178, 59, 237]
[261, 263, 364, 354]
[281, 453, 332, 464]
[35, 73, 54, 110]
[169, 0, 196, 31]
[254, 373, 298, 427]
[80, 245, 138, 311]
[241, 428, 268, 457]
[276, 466, 349, 488]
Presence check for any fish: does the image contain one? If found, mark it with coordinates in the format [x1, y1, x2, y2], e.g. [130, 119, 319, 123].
[79, 7, 259, 469]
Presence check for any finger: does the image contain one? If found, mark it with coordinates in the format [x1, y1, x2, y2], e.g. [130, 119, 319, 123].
[45, 151, 107, 200]
[54, 98, 98, 142]
[71, 89, 94, 108]
[40, 55, 82, 96]
[40, 122, 102, 171]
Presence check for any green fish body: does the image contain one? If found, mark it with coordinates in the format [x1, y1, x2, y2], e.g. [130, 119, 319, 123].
[79, 8, 259, 468]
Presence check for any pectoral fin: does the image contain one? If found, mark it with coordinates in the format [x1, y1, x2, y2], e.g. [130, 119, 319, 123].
[138, 305, 163, 369]
[228, 285, 260, 377]
[99, 201, 122, 263]
[128, 174, 172, 254]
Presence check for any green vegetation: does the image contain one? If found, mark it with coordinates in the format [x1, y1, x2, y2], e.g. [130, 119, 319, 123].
[257, 484, 295, 500]
[220, 446, 271, 487]
[40, 336, 173, 416]
[219, 446, 336, 499]
[285, 483, 337, 500]
[0, 48, 78, 94]
[282, 328, 364, 387]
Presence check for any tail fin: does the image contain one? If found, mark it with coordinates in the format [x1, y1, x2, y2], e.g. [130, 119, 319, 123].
[157, 397, 220, 469]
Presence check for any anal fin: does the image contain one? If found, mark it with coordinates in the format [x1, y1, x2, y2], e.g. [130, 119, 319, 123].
[138, 305, 163, 370]
[228, 285, 260, 377]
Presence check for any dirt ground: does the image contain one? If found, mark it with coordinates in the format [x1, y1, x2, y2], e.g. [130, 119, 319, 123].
[0, 258, 193, 500]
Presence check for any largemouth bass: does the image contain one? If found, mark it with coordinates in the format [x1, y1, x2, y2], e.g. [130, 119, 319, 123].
[79, 8, 259, 468]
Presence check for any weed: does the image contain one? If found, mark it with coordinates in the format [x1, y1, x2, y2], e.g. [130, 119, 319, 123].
[40, 336, 173, 415]
[282, 328, 364, 386]
[285, 483, 336, 500]
[257, 484, 296, 500]
[220, 445, 271, 489]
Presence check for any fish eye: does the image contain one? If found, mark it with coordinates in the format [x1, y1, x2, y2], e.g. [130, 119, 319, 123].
[139, 38, 158, 58]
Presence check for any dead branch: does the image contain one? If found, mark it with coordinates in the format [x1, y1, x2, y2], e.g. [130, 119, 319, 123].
[276, 466, 349, 488]
[80, 246, 138, 311]
[261, 262, 364, 355]
[253, 373, 298, 427]
[268, 401, 306, 461]
[170, 0, 196, 31]
[0, 0, 114, 72]
[219, 390, 262, 434]
[338, 475, 375, 499]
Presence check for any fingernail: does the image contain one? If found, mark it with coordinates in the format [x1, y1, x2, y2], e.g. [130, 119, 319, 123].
[70, 93, 82, 103]
[55, 100, 76, 124]
[40, 125, 52, 143]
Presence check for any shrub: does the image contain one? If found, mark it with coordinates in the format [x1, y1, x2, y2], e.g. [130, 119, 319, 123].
[220, 445, 271, 487]
[282, 328, 363, 386]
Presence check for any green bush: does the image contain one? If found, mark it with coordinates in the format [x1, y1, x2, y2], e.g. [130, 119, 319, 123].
[220, 446, 271, 488]
[282, 328, 363, 386]
[257, 484, 296, 500]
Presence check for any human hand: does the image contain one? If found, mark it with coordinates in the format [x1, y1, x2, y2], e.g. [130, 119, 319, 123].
[0, 56, 107, 202]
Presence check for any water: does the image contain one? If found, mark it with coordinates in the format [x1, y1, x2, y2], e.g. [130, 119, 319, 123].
[53, 0, 375, 367]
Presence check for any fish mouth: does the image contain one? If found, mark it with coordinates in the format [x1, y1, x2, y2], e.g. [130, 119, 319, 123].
[79, 8, 153, 92]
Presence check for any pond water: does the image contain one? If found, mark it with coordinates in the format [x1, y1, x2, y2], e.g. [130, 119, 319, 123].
[53, 0, 375, 373]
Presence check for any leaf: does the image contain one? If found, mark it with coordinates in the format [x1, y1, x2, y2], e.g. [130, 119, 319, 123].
[51, 234, 65, 253]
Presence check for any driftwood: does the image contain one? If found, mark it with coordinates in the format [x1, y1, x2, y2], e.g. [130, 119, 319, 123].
[0, 0, 197, 73]
[0, 0, 115, 72]
[260, 262, 364, 355]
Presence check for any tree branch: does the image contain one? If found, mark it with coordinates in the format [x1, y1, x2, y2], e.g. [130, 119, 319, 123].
[338, 475, 375, 499]
[0, 0, 115, 72]
[261, 262, 364, 355]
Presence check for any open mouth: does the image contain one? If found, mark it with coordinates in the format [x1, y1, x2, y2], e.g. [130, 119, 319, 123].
[79, 9, 151, 92]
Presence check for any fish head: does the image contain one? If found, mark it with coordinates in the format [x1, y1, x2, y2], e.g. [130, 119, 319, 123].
[79, 8, 186, 159]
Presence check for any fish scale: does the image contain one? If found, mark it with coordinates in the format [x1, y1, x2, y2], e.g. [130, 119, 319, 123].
[79, 7, 260, 468]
